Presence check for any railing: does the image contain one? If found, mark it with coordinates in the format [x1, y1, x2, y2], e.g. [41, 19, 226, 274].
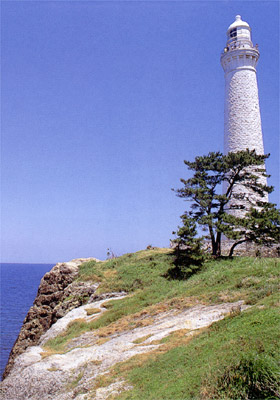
[221, 43, 259, 55]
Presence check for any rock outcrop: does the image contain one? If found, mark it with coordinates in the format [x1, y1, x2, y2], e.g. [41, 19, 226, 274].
[0, 299, 249, 400]
[2, 258, 99, 379]
[0, 254, 255, 400]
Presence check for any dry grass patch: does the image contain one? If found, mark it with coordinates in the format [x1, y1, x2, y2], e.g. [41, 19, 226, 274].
[134, 317, 154, 328]
[47, 366, 59, 372]
[133, 334, 152, 344]
[165, 296, 202, 310]
[94, 297, 199, 339]
[218, 290, 232, 302]
[92, 327, 205, 394]
[242, 276, 261, 286]
[103, 270, 118, 278]
[93, 372, 116, 392]
[40, 347, 63, 359]
[148, 328, 204, 350]
[86, 359, 102, 367]
[97, 314, 156, 338]
[82, 274, 102, 283]
[96, 337, 110, 346]
[135, 296, 199, 315]
[134, 248, 173, 259]
[161, 328, 190, 341]
[86, 307, 101, 316]
[218, 290, 242, 303]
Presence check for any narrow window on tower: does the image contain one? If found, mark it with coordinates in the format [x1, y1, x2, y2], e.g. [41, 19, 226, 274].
[230, 28, 237, 38]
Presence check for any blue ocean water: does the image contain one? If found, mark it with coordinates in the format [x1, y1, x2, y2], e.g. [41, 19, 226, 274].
[0, 263, 53, 378]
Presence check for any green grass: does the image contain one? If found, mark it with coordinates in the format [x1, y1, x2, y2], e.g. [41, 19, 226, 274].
[44, 250, 279, 365]
[78, 252, 279, 326]
[44, 318, 88, 352]
[113, 296, 280, 399]
[42, 249, 280, 398]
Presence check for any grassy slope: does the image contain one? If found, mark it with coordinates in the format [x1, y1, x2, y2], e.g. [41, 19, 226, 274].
[113, 297, 279, 400]
[44, 249, 280, 399]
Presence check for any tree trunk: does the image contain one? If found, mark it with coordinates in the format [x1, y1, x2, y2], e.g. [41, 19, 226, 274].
[175, 241, 181, 267]
[216, 232, 222, 257]
[229, 239, 248, 257]
[209, 226, 216, 255]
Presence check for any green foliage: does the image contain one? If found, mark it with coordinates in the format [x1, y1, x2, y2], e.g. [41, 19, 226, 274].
[174, 149, 279, 256]
[170, 213, 205, 279]
[212, 353, 279, 399]
[227, 202, 280, 256]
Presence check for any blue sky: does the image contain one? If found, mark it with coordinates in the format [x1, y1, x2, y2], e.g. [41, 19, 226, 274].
[1, 1, 279, 263]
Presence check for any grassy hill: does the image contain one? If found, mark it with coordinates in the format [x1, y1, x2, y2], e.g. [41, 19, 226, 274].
[44, 248, 280, 399]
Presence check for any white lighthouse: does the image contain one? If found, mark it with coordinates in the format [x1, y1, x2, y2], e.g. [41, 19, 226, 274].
[221, 15, 268, 207]
[221, 15, 265, 155]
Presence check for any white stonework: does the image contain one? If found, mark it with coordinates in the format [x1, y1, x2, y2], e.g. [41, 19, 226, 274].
[224, 69, 264, 155]
[221, 15, 268, 211]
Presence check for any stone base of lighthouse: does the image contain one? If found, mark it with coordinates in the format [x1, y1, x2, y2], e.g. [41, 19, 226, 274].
[201, 239, 279, 257]
[220, 239, 279, 257]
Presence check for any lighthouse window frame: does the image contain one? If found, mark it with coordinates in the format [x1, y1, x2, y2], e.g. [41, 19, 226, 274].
[229, 28, 237, 38]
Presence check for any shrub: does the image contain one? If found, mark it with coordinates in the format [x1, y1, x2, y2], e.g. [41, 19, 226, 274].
[210, 353, 280, 399]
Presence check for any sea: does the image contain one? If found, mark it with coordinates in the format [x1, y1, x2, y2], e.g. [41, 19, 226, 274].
[0, 263, 54, 378]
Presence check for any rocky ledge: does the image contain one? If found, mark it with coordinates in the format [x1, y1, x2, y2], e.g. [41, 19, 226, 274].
[0, 294, 248, 400]
[1, 256, 252, 400]
[2, 258, 99, 379]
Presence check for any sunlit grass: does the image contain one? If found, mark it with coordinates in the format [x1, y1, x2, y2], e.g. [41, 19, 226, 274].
[43, 249, 279, 358]
[114, 297, 280, 399]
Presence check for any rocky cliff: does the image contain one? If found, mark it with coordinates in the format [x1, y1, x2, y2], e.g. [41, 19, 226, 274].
[1, 251, 278, 400]
[2, 258, 99, 379]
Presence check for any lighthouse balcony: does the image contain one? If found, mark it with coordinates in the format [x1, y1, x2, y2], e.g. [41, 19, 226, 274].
[221, 48, 260, 73]
[221, 43, 259, 55]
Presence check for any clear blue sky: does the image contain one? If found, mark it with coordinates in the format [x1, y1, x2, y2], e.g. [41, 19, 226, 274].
[1, 1, 279, 263]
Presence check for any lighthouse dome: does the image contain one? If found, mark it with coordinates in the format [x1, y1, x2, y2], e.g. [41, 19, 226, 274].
[227, 15, 250, 33]
[226, 15, 252, 48]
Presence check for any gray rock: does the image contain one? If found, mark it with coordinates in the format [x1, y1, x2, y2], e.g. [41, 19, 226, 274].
[2, 257, 99, 379]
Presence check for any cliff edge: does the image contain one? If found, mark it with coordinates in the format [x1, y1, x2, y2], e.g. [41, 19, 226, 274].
[1, 250, 279, 400]
[2, 258, 99, 379]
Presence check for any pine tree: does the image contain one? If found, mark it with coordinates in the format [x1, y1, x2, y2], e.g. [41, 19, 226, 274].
[174, 149, 279, 256]
[171, 212, 205, 279]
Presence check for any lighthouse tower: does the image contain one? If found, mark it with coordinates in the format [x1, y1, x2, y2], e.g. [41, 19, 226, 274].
[221, 15, 265, 155]
[221, 15, 268, 208]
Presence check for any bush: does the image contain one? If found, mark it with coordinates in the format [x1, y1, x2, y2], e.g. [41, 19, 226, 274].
[166, 243, 205, 280]
[211, 353, 280, 399]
